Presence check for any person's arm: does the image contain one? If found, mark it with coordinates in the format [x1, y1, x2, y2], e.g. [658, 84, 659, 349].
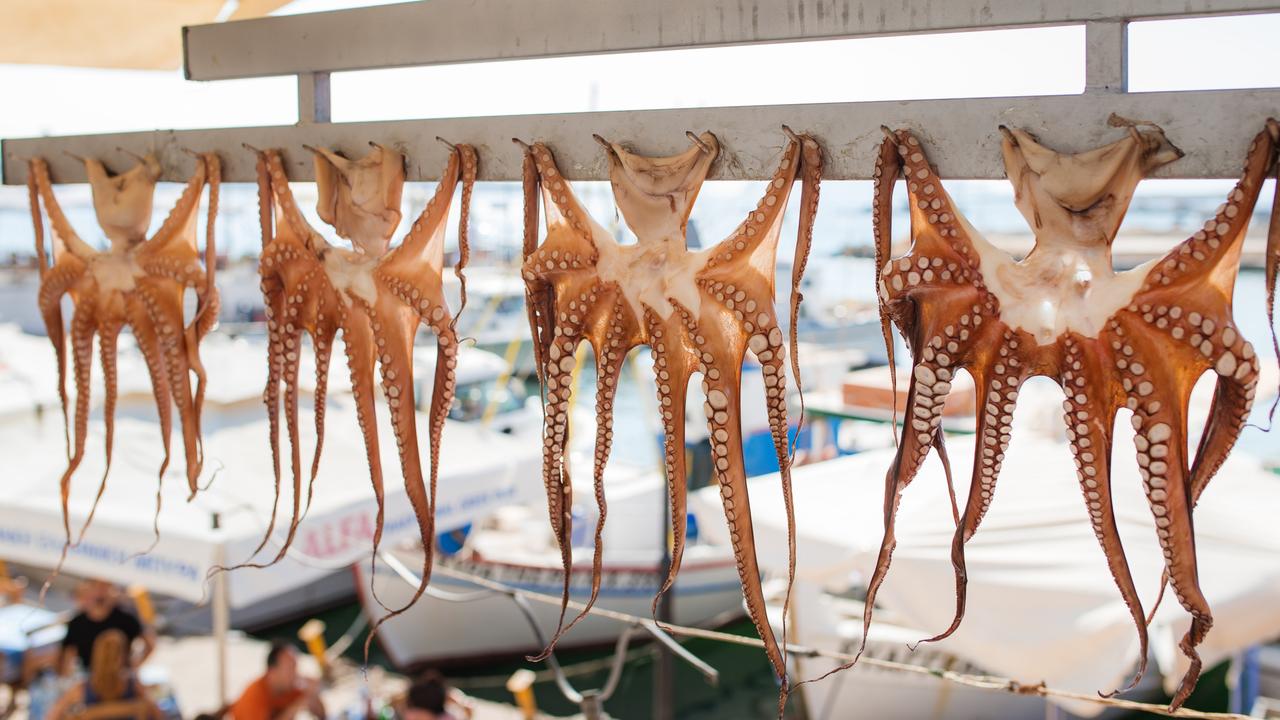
[59, 617, 80, 677]
[118, 609, 154, 668]
[447, 689, 474, 720]
[46, 681, 84, 720]
[305, 692, 326, 720]
[57, 645, 78, 677]
[135, 625, 157, 666]
[132, 680, 164, 720]
[278, 679, 325, 720]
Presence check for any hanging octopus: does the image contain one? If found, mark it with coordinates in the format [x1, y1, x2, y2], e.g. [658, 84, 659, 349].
[516, 128, 823, 703]
[853, 116, 1279, 709]
[248, 141, 475, 627]
[27, 150, 221, 554]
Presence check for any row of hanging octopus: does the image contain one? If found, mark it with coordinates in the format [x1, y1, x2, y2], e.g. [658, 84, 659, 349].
[28, 116, 1279, 713]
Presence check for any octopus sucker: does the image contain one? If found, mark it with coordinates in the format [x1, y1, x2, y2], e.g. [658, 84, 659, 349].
[517, 129, 823, 709]
[248, 143, 476, 645]
[856, 119, 1279, 709]
[28, 151, 221, 577]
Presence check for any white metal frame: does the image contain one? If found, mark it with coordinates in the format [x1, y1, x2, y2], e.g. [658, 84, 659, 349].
[3, 0, 1279, 183]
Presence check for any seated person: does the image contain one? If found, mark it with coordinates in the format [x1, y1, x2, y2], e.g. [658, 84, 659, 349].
[46, 629, 161, 720]
[400, 671, 472, 720]
[229, 641, 324, 720]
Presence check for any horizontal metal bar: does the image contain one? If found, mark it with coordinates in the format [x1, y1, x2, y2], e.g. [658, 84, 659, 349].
[183, 0, 1280, 81]
[5, 89, 1279, 184]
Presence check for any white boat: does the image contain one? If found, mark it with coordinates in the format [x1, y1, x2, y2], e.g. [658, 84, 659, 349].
[356, 461, 747, 667]
[357, 532, 743, 667]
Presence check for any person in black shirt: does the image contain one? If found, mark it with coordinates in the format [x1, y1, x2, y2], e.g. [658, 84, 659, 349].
[59, 580, 155, 674]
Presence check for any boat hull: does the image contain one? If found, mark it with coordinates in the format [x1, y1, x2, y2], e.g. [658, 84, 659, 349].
[356, 547, 744, 668]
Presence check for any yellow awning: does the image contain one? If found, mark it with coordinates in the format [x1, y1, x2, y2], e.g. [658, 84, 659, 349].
[0, 0, 294, 70]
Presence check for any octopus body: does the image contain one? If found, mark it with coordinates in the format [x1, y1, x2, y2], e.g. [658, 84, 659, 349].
[517, 129, 823, 700]
[862, 118, 1279, 708]
[250, 142, 475, 626]
[28, 151, 221, 554]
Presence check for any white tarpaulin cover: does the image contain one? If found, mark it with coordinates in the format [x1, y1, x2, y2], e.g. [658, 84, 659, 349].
[0, 333, 538, 607]
[692, 407, 1280, 710]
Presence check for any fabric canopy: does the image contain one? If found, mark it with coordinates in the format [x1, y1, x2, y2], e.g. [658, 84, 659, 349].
[0, 1, 293, 70]
[691, 404, 1280, 712]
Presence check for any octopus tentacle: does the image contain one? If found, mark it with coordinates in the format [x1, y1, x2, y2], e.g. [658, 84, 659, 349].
[268, 308, 305, 566]
[251, 155, 289, 562]
[382, 148, 461, 273]
[363, 147, 473, 631]
[926, 327, 1028, 645]
[338, 305, 390, 583]
[256, 274, 288, 559]
[873, 134, 903, 434]
[1123, 347, 1208, 710]
[786, 134, 823, 448]
[35, 263, 81, 459]
[244, 149, 347, 568]
[29, 161, 88, 458]
[1110, 302, 1217, 710]
[75, 321, 122, 545]
[188, 154, 222, 456]
[703, 139, 799, 270]
[423, 322, 459, 551]
[1134, 127, 1276, 625]
[366, 296, 433, 613]
[126, 294, 174, 540]
[1188, 326, 1258, 503]
[646, 307, 696, 625]
[453, 145, 477, 322]
[559, 294, 635, 637]
[136, 281, 201, 498]
[858, 350, 955, 657]
[195, 153, 222, 341]
[1266, 133, 1280, 425]
[697, 321, 790, 695]
[745, 310, 803, 681]
[60, 302, 98, 545]
[528, 323, 583, 660]
[305, 327, 336, 515]
[519, 149, 552, 386]
[1063, 335, 1149, 693]
[139, 158, 208, 255]
[29, 158, 97, 260]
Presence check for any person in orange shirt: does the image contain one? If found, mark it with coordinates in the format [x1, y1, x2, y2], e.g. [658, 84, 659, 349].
[229, 641, 325, 720]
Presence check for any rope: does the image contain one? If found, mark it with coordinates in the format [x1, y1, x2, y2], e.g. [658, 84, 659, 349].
[418, 562, 1247, 720]
[450, 646, 657, 690]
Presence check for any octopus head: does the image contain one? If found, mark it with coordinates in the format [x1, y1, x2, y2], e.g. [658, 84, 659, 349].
[309, 142, 406, 256]
[599, 131, 719, 242]
[1002, 118, 1183, 247]
[83, 153, 162, 249]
